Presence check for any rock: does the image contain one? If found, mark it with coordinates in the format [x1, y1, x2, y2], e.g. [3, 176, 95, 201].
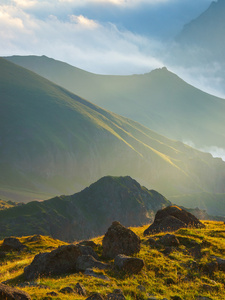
[144, 205, 205, 235]
[0, 283, 31, 300]
[0, 251, 6, 258]
[1, 237, 26, 252]
[46, 291, 58, 296]
[162, 247, 173, 256]
[137, 285, 146, 292]
[171, 296, 182, 300]
[78, 245, 99, 260]
[85, 293, 105, 300]
[202, 261, 218, 275]
[165, 277, 176, 285]
[189, 244, 202, 258]
[102, 221, 141, 259]
[76, 255, 109, 272]
[24, 244, 82, 280]
[59, 286, 74, 294]
[157, 234, 180, 247]
[75, 282, 86, 296]
[114, 254, 144, 274]
[78, 240, 97, 249]
[213, 256, 225, 271]
[146, 238, 156, 246]
[107, 289, 125, 300]
[84, 268, 110, 281]
[195, 297, 213, 300]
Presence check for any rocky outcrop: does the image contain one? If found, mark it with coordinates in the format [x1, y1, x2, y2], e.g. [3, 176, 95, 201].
[0, 283, 31, 300]
[114, 254, 144, 274]
[144, 206, 205, 235]
[102, 221, 141, 259]
[1, 237, 26, 252]
[24, 244, 81, 280]
[77, 245, 99, 260]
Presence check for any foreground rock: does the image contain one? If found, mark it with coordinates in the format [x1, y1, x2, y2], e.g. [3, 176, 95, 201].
[157, 234, 180, 247]
[102, 221, 141, 259]
[24, 245, 81, 280]
[0, 283, 31, 300]
[144, 206, 205, 235]
[114, 254, 144, 274]
[1, 237, 26, 252]
[107, 289, 126, 300]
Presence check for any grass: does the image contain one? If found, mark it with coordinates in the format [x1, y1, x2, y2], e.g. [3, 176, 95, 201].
[1, 221, 225, 299]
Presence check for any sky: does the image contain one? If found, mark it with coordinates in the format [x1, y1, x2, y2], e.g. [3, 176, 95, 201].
[0, 0, 212, 75]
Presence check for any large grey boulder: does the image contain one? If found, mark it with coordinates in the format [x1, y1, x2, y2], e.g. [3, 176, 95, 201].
[24, 244, 81, 280]
[0, 283, 31, 300]
[144, 206, 205, 235]
[114, 254, 144, 274]
[102, 221, 141, 259]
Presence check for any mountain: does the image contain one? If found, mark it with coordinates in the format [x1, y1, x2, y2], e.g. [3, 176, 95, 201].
[1, 58, 225, 208]
[0, 176, 171, 241]
[5, 55, 225, 149]
[176, 0, 225, 61]
[171, 0, 225, 97]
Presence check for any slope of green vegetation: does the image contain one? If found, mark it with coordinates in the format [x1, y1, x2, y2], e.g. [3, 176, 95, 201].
[6, 55, 225, 149]
[1, 221, 225, 299]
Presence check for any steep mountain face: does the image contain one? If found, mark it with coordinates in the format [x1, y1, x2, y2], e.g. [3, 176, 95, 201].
[6, 55, 225, 149]
[170, 0, 225, 97]
[0, 176, 171, 241]
[176, 0, 225, 61]
[1, 58, 225, 207]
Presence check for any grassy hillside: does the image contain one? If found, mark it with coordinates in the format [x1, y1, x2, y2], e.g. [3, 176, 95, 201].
[5, 55, 225, 149]
[1, 221, 225, 299]
[1, 58, 225, 211]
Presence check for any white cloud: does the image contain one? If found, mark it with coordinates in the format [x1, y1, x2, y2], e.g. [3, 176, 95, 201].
[0, 2, 164, 74]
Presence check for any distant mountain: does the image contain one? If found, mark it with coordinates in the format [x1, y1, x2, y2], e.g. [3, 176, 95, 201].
[6, 55, 225, 149]
[171, 0, 225, 96]
[176, 0, 225, 61]
[0, 176, 171, 241]
[1, 58, 225, 209]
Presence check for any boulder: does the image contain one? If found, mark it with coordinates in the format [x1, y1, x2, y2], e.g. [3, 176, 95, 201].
[102, 221, 141, 259]
[114, 254, 144, 274]
[76, 255, 109, 272]
[144, 206, 205, 235]
[213, 256, 225, 271]
[24, 244, 81, 280]
[75, 282, 86, 296]
[59, 287, 74, 294]
[85, 293, 105, 300]
[157, 234, 180, 247]
[107, 289, 125, 300]
[1, 237, 26, 252]
[78, 245, 99, 260]
[78, 240, 97, 249]
[0, 283, 31, 300]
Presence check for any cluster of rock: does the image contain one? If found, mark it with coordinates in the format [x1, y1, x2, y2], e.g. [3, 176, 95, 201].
[0, 205, 221, 300]
[144, 205, 205, 235]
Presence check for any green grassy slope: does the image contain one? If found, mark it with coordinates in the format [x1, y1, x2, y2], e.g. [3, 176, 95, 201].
[5, 55, 225, 149]
[1, 58, 225, 207]
[1, 221, 225, 299]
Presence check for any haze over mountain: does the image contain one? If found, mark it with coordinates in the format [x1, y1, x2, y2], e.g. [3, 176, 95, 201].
[6, 55, 225, 151]
[167, 0, 225, 98]
[1, 58, 225, 207]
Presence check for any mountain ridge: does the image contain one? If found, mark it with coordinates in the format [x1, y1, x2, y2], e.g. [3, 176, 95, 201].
[5, 55, 225, 149]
